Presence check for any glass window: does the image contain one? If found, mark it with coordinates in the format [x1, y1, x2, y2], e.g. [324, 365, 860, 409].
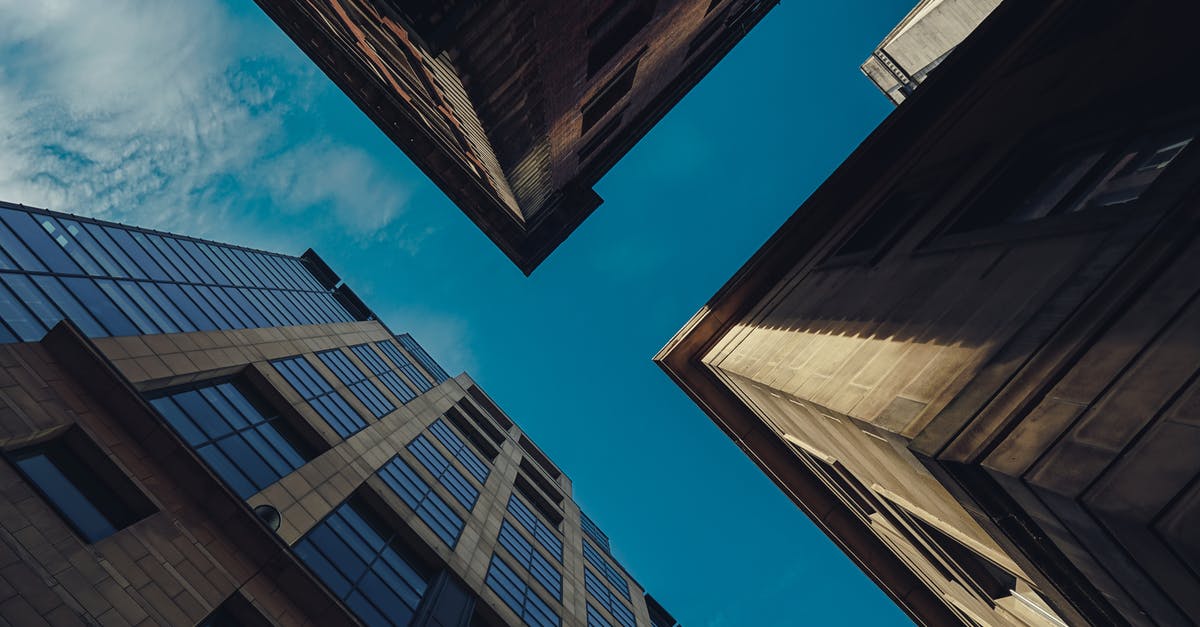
[406, 435, 478, 510]
[0, 219, 47, 271]
[0, 209, 80, 274]
[149, 381, 316, 499]
[580, 511, 611, 553]
[375, 341, 433, 392]
[1, 274, 62, 333]
[376, 456, 463, 547]
[584, 569, 634, 627]
[587, 603, 614, 627]
[350, 344, 417, 403]
[31, 276, 107, 337]
[316, 349, 395, 418]
[497, 520, 562, 600]
[62, 277, 139, 337]
[272, 356, 370, 438]
[40, 216, 103, 276]
[396, 334, 450, 383]
[428, 419, 489, 483]
[294, 498, 430, 627]
[484, 554, 560, 627]
[6, 437, 152, 542]
[103, 227, 171, 281]
[61, 219, 128, 277]
[583, 539, 631, 601]
[96, 279, 161, 334]
[507, 494, 563, 562]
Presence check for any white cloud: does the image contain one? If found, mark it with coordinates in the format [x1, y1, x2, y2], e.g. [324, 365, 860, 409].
[0, 0, 413, 250]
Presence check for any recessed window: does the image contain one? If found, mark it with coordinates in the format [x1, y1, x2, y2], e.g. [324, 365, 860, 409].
[498, 520, 562, 600]
[580, 511, 611, 553]
[149, 380, 318, 499]
[373, 341, 434, 393]
[377, 455, 464, 547]
[578, 108, 627, 162]
[583, 539, 631, 601]
[407, 434, 479, 510]
[587, 0, 656, 77]
[429, 418, 491, 481]
[272, 356, 370, 438]
[584, 568, 636, 627]
[582, 53, 644, 133]
[6, 432, 154, 543]
[316, 349, 395, 418]
[507, 493, 563, 562]
[485, 553, 561, 627]
[351, 343, 419, 403]
[948, 125, 1195, 234]
[293, 496, 431, 627]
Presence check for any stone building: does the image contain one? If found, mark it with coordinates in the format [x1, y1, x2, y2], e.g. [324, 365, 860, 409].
[861, 0, 1000, 104]
[658, 0, 1200, 624]
[251, 0, 776, 274]
[0, 200, 677, 627]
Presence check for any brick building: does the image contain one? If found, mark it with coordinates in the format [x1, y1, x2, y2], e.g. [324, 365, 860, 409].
[0, 200, 677, 627]
[658, 0, 1200, 625]
[251, 0, 776, 274]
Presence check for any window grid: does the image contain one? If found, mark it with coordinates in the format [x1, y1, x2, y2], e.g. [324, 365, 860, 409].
[315, 349, 395, 418]
[396, 334, 450, 383]
[485, 554, 561, 627]
[376, 340, 433, 392]
[497, 520, 563, 600]
[583, 539, 632, 601]
[376, 456, 463, 547]
[148, 381, 313, 499]
[0, 204, 353, 343]
[428, 419, 490, 483]
[584, 569, 635, 627]
[581, 511, 612, 553]
[587, 603, 614, 627]
[349, 344, 418, 404]
[405, 435, 479, 510]
[271, 356, 370, 438]
[507, 494, 563, 562]
[293, 499, 429, 627]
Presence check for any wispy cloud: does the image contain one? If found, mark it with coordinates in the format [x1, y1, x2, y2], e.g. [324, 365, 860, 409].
[0, 0, 413, 250]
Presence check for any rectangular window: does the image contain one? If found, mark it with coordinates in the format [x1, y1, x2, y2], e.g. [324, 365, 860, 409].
[507, 494, 563, 562]
[580, 511, 611, 553]
[406, 435, 479, 510]
[271, 356, 370, 438]
[350, 344, 418, 403]
[584, 569, 635, 627]
[428, 419, 490, 483]
[376, 456, 463, 546]
[149, 381, 317, 499]
[583, 539, 631, 601]
[497, 520, 563, 600]
[587, 0, 655, 77]
[587, 603, 614, 627]
[293, 497, 430, 627]
[396, 334, 450, 383]
[375, 341, 434, 392]
[5, 433, 154, 543]
[578, 108, 627, 162]
[582, 53, 643, 133]
[948, 125, 1195, 235]
[485, 554, 560, 627]
[316, 349, 395, 418]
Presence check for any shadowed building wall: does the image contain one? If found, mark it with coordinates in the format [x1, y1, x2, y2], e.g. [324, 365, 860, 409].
[0, 201, 677, 627]
[251, 0, 776, 274]
[659, 0, 1200, 624]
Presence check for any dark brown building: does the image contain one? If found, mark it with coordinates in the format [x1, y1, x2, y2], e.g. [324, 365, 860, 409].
[252, 0, 776, 274]
[658, 1, 1200, 624]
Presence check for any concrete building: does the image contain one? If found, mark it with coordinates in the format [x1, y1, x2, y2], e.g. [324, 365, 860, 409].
[861, 0, 1000, 104]
[251, 0, 776, 274]
[658, 1, 1200, 625]
[0, 200, 676, 627]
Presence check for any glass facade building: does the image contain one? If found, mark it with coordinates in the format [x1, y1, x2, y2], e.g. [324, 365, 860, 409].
[0, 200, 681, 627]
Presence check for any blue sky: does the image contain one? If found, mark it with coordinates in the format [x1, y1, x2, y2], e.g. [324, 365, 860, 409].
[0, 0, 919, 624]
